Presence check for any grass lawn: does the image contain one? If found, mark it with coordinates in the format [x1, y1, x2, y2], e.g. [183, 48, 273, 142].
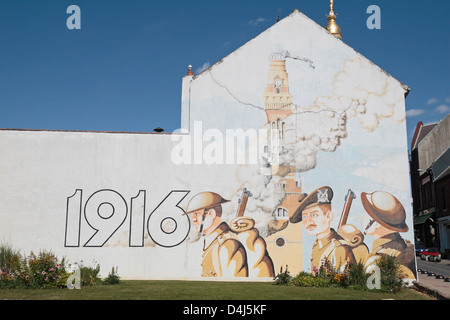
[0, 280, 433, 300]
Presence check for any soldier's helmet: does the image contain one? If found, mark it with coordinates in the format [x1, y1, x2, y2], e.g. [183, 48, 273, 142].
[183, 192, 230, 215]
[361, 191, 408, 232]
[290, 186, 333, 223]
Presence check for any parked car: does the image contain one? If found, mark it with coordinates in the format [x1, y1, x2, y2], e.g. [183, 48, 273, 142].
[419, 247, 442, 262]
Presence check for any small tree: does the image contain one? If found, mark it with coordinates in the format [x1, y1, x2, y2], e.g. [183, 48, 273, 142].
[376, 255, 404, 293]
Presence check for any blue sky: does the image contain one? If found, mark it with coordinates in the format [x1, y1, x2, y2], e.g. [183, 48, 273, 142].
[0, 0, 449, 150]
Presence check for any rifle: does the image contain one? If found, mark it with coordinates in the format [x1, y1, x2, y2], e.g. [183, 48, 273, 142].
[236, 188, 253, 217]
[337, 189, 367, 257]
[338, 189, 356, 228]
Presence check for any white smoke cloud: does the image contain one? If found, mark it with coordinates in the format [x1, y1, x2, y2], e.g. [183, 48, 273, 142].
[182, 56, 407, 238]
[352, 153, 410, 191]
[229, 57, 406, 230]
[274, 57, 405, 174]
[315, 57, 405, 130]
[221, 163, 286, 237]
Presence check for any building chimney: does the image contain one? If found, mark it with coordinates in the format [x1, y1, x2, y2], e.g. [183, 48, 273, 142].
[187, 65, 194, 76]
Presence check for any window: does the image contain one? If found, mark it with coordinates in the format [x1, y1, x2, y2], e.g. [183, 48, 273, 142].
[422, 182, 433, 209]
[443, 187, 447, 211]
[275, 237, 285, 248]
[273, 207, 288, 219]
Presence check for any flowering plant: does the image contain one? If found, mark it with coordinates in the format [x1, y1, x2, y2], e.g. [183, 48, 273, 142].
[27, 251, 68, 288]
[0, 244, 69, 289]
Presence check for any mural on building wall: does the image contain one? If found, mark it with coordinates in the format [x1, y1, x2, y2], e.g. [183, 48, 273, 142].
[60, 49, 416, 281]
[255, 53, 415, 279]
[0, 10, 417, 282]
[183, 189, 274, 277]
[175, 51, 415, 279]
[289, 187, 415, 279]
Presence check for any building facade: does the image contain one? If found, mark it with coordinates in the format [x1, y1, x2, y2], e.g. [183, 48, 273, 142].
[411, 115, 450, 256]
[0, 9, 417, 280]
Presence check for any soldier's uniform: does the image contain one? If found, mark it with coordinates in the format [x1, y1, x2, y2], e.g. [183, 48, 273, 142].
[364, 232, 416, 279]
[311, 228, 355, 272]
[290, 186, 356, 273]
[201, 222, 248, 277]
[229, 216, 274, 277]
[361, 191, 416, 280]
[185, 191, 274, 278]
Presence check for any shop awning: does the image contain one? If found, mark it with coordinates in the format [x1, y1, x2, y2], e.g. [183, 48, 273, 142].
[414, 213, 432, 225]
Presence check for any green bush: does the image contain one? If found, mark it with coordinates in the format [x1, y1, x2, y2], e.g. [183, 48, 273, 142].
[1, 245, 30, 289]
[0, 243, 18, 270]
[0, 244, 121, 289]
[314, 260, 347, 287]
[273, 265, 292, 285]
[0, 244, 69, 289]
[28, 250, 69, 289]
[68, 261, 121, 286]
[103, 267, 120, 285]
[377, 255, 404, 293]
[343, 260, 369, 289]
[291, 273, 330, 287]
[278, 256, 407, 293]
[79, 262, 102, 286]
[347, 261, 367, 285]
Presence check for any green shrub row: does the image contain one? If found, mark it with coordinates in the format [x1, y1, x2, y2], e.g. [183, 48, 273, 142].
[274, 255, 405, 293]
[0, 243, 120, 289]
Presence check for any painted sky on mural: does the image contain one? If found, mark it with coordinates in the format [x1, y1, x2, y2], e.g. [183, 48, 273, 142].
[0, 0, 448, 149]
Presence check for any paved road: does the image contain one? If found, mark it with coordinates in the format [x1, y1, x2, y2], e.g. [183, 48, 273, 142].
[416, 257, 450, 278]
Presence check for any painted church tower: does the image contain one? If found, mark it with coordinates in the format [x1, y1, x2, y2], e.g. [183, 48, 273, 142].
[263, 54, 294, 123]
[264, 54, 304, 275]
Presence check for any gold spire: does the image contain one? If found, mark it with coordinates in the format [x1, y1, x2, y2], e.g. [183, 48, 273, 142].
[326, 0, 342, 39]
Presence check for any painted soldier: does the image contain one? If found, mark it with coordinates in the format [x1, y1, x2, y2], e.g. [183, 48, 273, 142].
[361, 191, 416, 279]
[184, 191, 274, 278]
[290, 186, 355, 273]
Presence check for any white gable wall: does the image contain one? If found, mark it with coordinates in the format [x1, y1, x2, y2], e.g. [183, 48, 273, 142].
[0, 10, 415, 281]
